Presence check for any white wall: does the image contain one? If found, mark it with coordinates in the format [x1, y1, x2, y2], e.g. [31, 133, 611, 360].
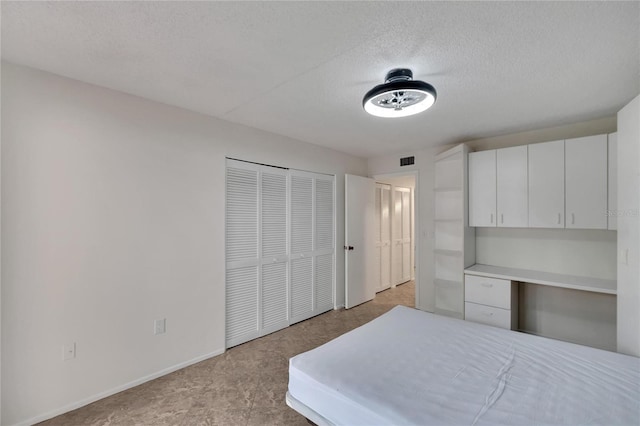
[368, 117, 617, 315]
[476, 228, 617, 351]
[0, 62, 367, 425]
[476, 228, 617, 279]
[616, 94, 640, 357]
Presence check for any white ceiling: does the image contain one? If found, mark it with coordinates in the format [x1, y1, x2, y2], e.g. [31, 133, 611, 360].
[2, 1, 638, 158]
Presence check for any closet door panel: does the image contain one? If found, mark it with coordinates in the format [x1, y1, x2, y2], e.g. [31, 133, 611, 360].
[392, 189, 403, 285]
[290, 256, 313, 322]
[291, 175, 313, 254]
[226, 167, 258, 263]
[261, 172, 288, 258]
[314, 176, 335, 311]
[380, 187, 391, 289]
[315, 254, 333, 312]
[402, 190, 411, 282]
[261, 261, 288, 333]
[315, 178, 334, 251]
[226, 266, 259, 347]
[226, 164, 260, 347]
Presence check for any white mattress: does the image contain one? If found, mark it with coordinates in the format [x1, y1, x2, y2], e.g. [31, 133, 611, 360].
[288, 306, 640, 425]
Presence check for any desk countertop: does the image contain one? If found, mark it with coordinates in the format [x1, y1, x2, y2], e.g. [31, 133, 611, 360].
[464, 264, 617, 295]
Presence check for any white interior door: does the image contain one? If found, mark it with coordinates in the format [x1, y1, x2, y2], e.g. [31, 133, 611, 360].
[345, 174, 376, 309]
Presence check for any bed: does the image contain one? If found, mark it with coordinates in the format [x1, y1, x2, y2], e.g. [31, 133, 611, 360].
[286, 305, 640, 425]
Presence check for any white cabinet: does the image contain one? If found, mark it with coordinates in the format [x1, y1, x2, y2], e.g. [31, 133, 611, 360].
[464, 274, 518, 330]
[565, 135, 608, 229]
[469, 147, 527, 228]
[496, 146, 528, 227]
[469, 150, 496, 227]
[608, 133, 617, 230]
[528, 140, 565, 228]
[470, 134, 611, 230]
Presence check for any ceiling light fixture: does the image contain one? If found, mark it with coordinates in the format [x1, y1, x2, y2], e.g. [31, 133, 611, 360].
[363, 68, 437, 118]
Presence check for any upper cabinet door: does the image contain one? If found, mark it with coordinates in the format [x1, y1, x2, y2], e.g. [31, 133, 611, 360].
[528, 140, 565, 228]
[608, 133, 617, 230]
[469, 150, 497, 227]
[565, 135, 608, 229]
[496, 146, 528, 227]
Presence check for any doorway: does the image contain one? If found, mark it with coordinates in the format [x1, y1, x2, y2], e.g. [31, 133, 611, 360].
[372, 172, 417, 307]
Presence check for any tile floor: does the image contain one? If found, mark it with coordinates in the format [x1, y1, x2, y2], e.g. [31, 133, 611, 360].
[40, 281, 415, 426]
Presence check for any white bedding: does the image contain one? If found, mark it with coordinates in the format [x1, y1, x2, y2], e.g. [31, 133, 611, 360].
[288, 306, 640, 425]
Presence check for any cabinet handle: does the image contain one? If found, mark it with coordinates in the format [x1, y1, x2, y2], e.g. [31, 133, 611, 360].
[558, 213, 561, 224]
[571, 213, 575, 225]
[481, 283, 493, 288]
[490, 213, 494, 224]
[501, 214, 504, 224]
[481, 312, 494, 317]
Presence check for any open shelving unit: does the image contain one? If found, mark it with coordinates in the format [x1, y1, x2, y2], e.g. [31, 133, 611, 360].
[433, 144, 475, 319]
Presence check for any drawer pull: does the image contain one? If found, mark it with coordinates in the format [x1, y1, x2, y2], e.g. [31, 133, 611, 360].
[481, 283, 493, 288]
[481, 312, 494, 316]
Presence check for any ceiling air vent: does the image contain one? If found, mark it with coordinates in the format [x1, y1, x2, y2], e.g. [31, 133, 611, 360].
[400, 156, 415, 167]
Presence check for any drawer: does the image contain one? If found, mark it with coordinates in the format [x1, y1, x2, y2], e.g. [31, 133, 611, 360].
[465, 274, 511, 309]
[465, 302, 511, 329]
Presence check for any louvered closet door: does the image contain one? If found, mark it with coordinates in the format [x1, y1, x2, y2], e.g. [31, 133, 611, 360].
[260, 169, 289, 335]
[380, 186, 391, 290]
[314, 176, 334, 313]
[392, 189, 404, 285]
[401, 190, 412, 282]
[374, 186, 383, 292]
[225, 163, 260, 347]
[290, 170, 335, 324]
[290, 172, 315, 323]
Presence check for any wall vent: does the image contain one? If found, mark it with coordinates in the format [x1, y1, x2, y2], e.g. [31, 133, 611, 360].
[400, 156, 415, 166]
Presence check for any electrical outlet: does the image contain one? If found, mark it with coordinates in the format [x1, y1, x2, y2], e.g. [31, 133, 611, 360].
[154, 318, 166, 335]
[63, 342, 76, 361]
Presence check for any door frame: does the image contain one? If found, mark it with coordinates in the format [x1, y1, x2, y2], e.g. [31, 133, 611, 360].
[372, 171, 420, 310]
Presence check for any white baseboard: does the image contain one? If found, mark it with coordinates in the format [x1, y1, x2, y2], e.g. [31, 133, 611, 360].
[11, 348, 225, 426]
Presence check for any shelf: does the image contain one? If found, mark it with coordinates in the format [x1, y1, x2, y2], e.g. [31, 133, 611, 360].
[464, 264, 616, 295]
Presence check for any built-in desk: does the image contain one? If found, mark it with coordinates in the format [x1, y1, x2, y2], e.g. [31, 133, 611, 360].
[462, 264, 617, 333]
[464, 264, 616, 295]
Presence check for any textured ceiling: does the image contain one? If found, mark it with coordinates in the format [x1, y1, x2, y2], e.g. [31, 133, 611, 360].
[2, 1, 639, 158]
